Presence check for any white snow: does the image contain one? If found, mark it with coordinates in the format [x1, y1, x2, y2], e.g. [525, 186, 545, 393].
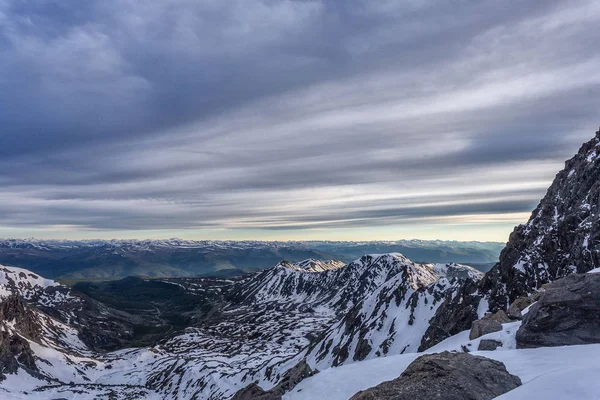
[588, 267, 600, 274]
[476, 297, 489, 318]
[0, 265, 60, 299]
[286, 340, 600, 400]
[513, 259, 527, 273]
[586, 150, 597, 162]
[287, 316, 595, 400]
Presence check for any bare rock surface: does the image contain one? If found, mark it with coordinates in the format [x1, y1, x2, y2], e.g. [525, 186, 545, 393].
[516, 273, 600, 348]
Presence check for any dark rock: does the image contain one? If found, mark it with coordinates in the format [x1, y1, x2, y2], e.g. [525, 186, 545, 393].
[231, 383, 280, 400]
[0, 330, 38, 381]
[419, 279, 481, 351]
[478, 339, 503, 351]
[421, 130, 600, 349]
[233, 360, 317, 400]
[469, 319, 502, 340]
[270, 360, 317, 395]
[481, 129, 600, 311]
[0, 295, 42, 341]
[506, 305, 522, 320]
[349, 352, 521, 400]
[516, 273, 600, 348]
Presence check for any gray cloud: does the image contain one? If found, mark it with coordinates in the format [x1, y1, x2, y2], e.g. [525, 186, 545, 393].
[0, 0, 599, 238]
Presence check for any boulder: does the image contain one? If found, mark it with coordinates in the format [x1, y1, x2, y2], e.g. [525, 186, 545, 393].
[516, 273, 600, 348]
[484, 310, 511, 324]
[469, 319, 502, 340]
[509, 296, 532, 311]
[506, 305, 522, 320]
[478, 339, 503, 351]
[350, 352, 521, 400]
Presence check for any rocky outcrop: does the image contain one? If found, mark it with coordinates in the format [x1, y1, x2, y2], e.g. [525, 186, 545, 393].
[516, 273, 600, 348]
[481, 129, 600, 311]
[0, 330, 38, 381]
[419, 279, 482, 351]
[270, 360, 317, 395]
[0, 295, 42, 341]
[233, 360, 317, 400]
[421, 129, 600, 350]
[349, 352, 521, 400]
[231, 383, 280, 400]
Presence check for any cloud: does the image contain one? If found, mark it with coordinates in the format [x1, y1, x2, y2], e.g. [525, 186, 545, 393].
[0, 0, 599, 239]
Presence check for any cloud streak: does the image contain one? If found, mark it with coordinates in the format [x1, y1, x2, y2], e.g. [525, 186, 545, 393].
[0, 0, 599, 240]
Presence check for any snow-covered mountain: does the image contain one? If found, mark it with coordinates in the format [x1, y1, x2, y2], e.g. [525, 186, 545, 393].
[306, 262, 481, 368]
[278, 259, 346, 273]
[0, 256, 482, 399]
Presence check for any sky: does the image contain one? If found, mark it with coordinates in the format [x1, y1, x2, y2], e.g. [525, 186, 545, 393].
[0, 0, 599, 242]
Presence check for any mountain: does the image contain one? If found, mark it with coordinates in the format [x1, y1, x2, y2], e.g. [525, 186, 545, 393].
[481, 129, 600, 310]
[0, 256, 480, 399]
[0, 239, 503, 281]
[306, 261, 482, 368]
[420, 128, 600, 350]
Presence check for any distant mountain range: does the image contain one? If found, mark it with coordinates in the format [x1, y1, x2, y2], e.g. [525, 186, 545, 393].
[0, 238, 504, 281]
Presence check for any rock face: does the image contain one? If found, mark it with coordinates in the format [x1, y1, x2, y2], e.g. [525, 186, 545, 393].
[0, 295, 42, 341]
[349, 352, 521, 400]
[516, 273, 600, 348]
[419, 279, 482, 351]
[422, 129, 600, 350]
[0, 331, 38, 381]
[233, 360, 317, 400]
[481, 129, 600, 311]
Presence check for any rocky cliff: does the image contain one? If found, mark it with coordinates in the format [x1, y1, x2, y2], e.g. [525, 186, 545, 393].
[421, 128, 600, 350]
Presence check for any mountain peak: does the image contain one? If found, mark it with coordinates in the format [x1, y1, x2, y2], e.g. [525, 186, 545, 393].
[277, 259, 346, 273]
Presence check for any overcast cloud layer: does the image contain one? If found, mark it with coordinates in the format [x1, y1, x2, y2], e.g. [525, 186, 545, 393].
[1, 0, 599, 241]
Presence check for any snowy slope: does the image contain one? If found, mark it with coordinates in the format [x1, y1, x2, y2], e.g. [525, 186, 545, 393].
[0, 265, 60, 300]
[306, 262, 481, 368]
[285, 329, 600, 400]
[279, 259, 346, 273]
